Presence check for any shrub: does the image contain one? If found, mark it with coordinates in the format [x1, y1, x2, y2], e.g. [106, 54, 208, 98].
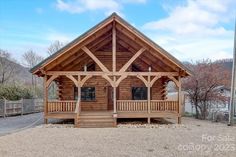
[0, 84, 34, 100]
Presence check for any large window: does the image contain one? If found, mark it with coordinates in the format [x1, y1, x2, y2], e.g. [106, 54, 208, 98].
[74, 87, 96, 101]
[132, 87, 147, 100]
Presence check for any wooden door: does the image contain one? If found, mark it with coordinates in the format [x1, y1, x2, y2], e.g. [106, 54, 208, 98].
[107, 86, 119, 110]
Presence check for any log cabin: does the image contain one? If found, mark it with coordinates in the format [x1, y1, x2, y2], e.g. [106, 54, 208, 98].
[31, 13, 191, 128]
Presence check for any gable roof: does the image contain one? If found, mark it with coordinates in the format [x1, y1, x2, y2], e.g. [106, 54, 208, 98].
[31, 12, 192, 76]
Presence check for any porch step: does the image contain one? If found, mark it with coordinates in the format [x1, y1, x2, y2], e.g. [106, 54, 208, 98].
[76, 111, 115, 128]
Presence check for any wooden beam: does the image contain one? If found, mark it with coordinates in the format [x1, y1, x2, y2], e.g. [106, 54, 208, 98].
[116, 23, 179, 71]
[64, 54, 91, 71]
[117, 37, 168, 72]
[167, 76, 180, 87]
[117, 30, 173, 72]
[150, 76, 161, 87]
[119, 48, 145, 72]
[75, 75, 81, 115]
[137, 75, 149, 87]
[113, 77, 117, 114]
[112, 21, 116, 72]
[82, 46, 110, 72]
[47, 71, 179, 76]
[87, 31, 112, 49]
[115, 75, 127, 87]
[91, 36, 112, 52]
[66, 75, 79, 87]
[46, 75, 59, 87]
[147, 74, 151, 120]
[80, 75, 92, 86]
[178, 75, 182, 124]
[44, 76, 48, 124]
[102, 75, 115, 87]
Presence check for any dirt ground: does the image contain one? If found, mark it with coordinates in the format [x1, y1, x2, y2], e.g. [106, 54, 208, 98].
[0, 117, 235, 157]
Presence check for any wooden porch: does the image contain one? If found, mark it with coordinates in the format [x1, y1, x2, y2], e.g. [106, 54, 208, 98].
[45, 99, 180, 127]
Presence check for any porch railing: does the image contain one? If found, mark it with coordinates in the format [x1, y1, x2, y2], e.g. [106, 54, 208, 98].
[117, 100, 147, 112]
[151, 100, 178, 112]
[117, 100, 178, 113]
[47, 101, 76, 113]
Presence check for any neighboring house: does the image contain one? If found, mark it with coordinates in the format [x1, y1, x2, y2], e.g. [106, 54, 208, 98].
[31, 13, 191, 128]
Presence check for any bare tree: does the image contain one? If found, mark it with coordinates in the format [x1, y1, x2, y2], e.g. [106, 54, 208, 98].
[47, 40, 64, 55]
[22, 50, 44, 94]
[47, 41, 64, 98]
[0, 49, 17, 84]
[182, 59, 231, 119]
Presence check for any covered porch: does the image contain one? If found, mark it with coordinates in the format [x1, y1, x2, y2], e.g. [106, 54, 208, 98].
[44, 71, 182, 126]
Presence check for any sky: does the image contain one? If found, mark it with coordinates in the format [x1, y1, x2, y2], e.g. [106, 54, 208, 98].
[0, 0, 235, 63]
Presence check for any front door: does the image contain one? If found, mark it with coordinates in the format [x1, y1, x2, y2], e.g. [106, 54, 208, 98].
[107, 86, 119, 110]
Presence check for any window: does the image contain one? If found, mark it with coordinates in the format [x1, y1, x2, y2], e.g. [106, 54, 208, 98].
[131, 64, 142, 72]
[132, 87, 147, 100]
[74, 87, 96, 101]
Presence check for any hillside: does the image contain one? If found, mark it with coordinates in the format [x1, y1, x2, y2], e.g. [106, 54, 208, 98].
[215, 58, 233, 71]
[0, 56, 32, 85]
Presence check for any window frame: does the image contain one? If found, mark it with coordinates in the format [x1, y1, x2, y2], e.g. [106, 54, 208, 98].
[74, 86, 96, 102]
[131, 87, 148, 100]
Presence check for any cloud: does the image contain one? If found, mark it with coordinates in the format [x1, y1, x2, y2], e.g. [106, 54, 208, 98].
[35, 8, 44, 14]
[143, 0, 235, 37]
[142, 0, 235, 61]
[55, 0, 146, 15]
[46, 32, 75, 43]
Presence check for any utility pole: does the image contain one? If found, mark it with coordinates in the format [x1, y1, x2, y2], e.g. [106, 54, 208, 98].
[228, 19, 236, 126]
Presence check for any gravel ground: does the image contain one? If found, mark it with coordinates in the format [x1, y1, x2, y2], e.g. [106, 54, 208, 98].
[0, 117, 235, 157]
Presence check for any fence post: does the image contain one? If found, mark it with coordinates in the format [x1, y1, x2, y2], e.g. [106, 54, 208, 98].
[21, 98, 24, 116]
[33, 98, 36, 113]
[3, 98, 6, 118]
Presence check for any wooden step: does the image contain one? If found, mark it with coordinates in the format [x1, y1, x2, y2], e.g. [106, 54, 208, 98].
[79, 118, 114, 123]
[78, 122, 115, 128]
[77, 111, 115, 128]
[79, 115, 113, 119]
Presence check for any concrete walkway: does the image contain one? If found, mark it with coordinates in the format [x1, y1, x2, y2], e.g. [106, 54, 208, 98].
[0, 113, 44, 136]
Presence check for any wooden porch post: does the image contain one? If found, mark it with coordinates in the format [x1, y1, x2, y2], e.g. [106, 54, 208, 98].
[112, 20, 117, 126]
[44, 75, 48, 124]
[147, 67, 151, 124]
[178, 76, 182, 124]
[78, 75, 81, 114]
[75, 75, 81, 126]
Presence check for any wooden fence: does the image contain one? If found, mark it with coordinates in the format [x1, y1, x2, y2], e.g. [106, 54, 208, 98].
[0, 99, 43, 117]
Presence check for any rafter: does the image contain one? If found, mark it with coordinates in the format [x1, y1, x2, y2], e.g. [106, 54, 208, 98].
[45, 24, 113, 71]
[117, 31, 173, 72]
[82, 46, 110, 72]
[116, 23, 179, 71]
[117, 39, 163, 72]
[119, 48, 145, 72]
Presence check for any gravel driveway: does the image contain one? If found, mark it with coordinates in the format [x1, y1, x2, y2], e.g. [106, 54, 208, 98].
[0, 113, 44, 136]
[0, 113, 61, 136]
[0, 117, 235, 157]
